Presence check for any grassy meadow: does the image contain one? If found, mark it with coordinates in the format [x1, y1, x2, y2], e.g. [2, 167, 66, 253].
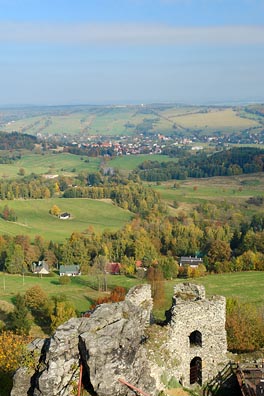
[150, 173, 264, 214]
[0, 272, 263, 318]
[109, 154, 177, 171]
[0, 152, 101, 179]
[0, 198, 133, 242]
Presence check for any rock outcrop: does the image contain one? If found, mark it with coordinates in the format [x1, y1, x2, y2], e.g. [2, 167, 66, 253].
[11, 284, 156, 396]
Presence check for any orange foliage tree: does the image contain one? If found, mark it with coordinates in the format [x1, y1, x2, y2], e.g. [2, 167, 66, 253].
[87, 286, 126, 314]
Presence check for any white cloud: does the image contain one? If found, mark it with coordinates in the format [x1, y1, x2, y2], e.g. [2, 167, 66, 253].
[0, 22, 264, 46]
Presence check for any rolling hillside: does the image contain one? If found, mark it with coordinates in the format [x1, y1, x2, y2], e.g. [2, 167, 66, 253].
[0, 198, 133, 242]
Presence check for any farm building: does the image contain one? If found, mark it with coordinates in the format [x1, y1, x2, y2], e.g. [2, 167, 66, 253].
[179, 256, 203, 268]
[59, 265, 81, 276]
[59, 212, 71, 220]
[33, 261, 50, 275]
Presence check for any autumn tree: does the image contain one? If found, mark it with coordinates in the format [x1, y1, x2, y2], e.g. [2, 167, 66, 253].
[49, 297, 76, 332]
[8, 294, 31, 335]
[120, 256, 136, 276]
[24, 285, 48, 312]
[5, 244, 25, 274]
[226, 298, 264, 352]
[43, 249, 58, 269]
[1, 205, 17, 222]
[49, 204, 61, 217]
[157, 256, 179, 279]
[0, 331, 32, 395]
[147, 266, 165, 309]
[206, 239, 232, 272]
[88, 286, 127, 313]
[60, 232, 90, 274]
[92, 255, 108, 291]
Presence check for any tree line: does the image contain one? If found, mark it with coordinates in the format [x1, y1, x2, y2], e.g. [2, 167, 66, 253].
[136, 147, 264, 181]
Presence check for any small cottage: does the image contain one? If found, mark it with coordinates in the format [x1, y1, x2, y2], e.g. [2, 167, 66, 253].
[59, 265, 81, 276]
[179, 256, 203, 268]
[33, 261, 50, 275]
[59, 212, 71, 220]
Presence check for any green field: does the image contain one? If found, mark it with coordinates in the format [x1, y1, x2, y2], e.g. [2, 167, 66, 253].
[109, 154, 177, 171]
[0, 198, 133, 242]
[0, 273, 142, 313]
[1, 105, 262, 137]
[0, 272, 263, 316]
[151, 173, 264, 206]
[0, 152, 101, 179]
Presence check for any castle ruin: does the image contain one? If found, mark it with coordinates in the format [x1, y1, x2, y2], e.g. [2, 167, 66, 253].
[165, 282, 228, 387]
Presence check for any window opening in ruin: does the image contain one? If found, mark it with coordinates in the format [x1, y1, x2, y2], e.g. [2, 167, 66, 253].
[190, 357, 202, 385]
[189, 330, 202, 347]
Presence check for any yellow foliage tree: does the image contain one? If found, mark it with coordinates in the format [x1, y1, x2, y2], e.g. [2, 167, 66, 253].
[50, 300, 76, 332]
[49, 204, 61, 217]
[226, 298, 264, 352]
[0, 331, 32, 373]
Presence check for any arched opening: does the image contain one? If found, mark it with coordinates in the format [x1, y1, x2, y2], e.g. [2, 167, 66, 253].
[190, 357, 202, 385]
[189, 330, 202, 347]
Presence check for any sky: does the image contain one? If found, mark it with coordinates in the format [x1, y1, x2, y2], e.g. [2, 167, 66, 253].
[0, 0, 264, 106]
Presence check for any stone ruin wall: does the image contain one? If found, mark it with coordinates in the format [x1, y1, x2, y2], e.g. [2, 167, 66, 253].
[167, 283, 228, 386]
[145, 283, 228, 390]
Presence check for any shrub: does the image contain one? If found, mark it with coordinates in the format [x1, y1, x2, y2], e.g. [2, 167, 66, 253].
[0, 205, 17, 222]
[59, 275, 71, 285]
[0, 331, 32, 373]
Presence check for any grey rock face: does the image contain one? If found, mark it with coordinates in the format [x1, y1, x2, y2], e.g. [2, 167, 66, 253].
[11, 284, 155, 396]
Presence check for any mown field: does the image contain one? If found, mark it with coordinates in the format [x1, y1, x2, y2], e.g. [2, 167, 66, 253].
[0, 152, 176, 178]
[109, 154, 177, 171]
[1, 105, 262, 136]
[0, 198, 133, 242]
[150, 173, 264, 215]
[0, 152, 101, 178]
[165, 108, 261, 133]
[0, 272, 263, 317]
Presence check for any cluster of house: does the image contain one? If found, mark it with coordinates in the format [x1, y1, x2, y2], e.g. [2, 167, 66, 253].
[33, 261, 81, 276]
[32, 257, 203, 277]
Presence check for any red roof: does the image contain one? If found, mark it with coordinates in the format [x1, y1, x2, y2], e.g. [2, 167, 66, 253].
[105, 262, 121, 274]
[136, 260, 142, 268]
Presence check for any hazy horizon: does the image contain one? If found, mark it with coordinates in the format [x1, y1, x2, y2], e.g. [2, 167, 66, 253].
[0, 0, 264, 106]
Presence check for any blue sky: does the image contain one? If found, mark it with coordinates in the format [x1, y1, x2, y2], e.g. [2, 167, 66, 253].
[0, 0, 264, 105]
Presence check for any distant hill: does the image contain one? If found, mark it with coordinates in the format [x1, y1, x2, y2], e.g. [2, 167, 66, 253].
[0, 103, 263, 137]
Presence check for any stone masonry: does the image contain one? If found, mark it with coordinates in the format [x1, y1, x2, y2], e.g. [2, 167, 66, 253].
[166, 283, 228, 387]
